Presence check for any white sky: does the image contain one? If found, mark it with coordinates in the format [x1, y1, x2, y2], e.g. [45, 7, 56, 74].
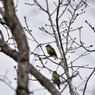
[0, 0, 95, 95]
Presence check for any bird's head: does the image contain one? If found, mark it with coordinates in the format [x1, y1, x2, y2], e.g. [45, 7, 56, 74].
[46, 45, 51, 48]
[53, 71, 57, 74]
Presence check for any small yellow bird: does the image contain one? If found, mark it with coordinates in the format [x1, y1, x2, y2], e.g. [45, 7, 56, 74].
[52, 71, 60, 89]
[45, 45, 57, 59]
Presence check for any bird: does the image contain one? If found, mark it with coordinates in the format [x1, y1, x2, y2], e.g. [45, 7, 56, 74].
[45, 45, 57, 59]
[52, 71, 60, 89]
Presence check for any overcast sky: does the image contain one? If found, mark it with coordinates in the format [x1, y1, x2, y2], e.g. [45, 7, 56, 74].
[0, 0, 95, 95]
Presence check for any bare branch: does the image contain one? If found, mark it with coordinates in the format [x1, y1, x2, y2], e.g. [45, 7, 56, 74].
[0, 38, 18, 61]
[0, 29, 61, 95]
[85, 20, 95, 33]
[83, 69, 95, 95]
[4, 0, 29, 95]
[0, 7, 5, 17]
[33, 0, 47, 13]
[0, 78, 15, 91]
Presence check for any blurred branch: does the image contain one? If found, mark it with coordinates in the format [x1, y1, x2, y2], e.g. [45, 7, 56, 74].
[0, 30, 4, 40]
[0, 78, 15, 91]
[4, 0, 29, 95]
[0, 7, 5, 17]
[0, 38, 18, 61]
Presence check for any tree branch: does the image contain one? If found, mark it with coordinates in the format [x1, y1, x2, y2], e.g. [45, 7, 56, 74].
[4, 0, 29, 95]
[83, 69, 95, 95]
[0, 38, 61, 95]
[0, 39, 18, 61]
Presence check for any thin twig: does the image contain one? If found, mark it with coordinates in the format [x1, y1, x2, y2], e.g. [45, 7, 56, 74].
[83, 69, 95, 95]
